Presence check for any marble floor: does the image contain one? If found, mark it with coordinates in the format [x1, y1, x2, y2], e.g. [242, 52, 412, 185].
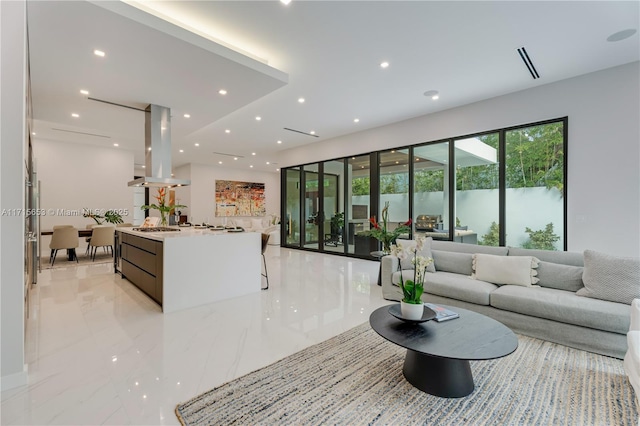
[1, 246, 389, 425]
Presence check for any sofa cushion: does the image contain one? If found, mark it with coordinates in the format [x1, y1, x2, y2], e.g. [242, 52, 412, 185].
[491, 285, 630, 334]
[536, 261, 584, 292]
[431, 240, 508, 256]
[395, 237, 436, 273]
[472, 254, 539, 287]
[251, 218, 263, 230]
[431, 250, 473, 275]
[508, 247, 584, 267]
[425, 271, 497, 305]
[576, 250, 640, 305]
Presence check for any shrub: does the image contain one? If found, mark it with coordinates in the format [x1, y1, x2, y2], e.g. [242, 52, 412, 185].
[521, 223, 560, 251]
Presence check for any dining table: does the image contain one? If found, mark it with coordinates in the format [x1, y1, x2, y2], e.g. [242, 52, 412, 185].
[41, 228, 94, 260]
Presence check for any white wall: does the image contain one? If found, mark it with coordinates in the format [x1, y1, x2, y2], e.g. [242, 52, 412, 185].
[1, 0, 27, 391]
[33, 139, 135, 254]
[173, 163, 280, 225]
[278, 62, 640, 256]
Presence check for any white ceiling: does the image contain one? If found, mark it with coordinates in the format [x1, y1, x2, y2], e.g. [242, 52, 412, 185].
[27, 1, 639, 174]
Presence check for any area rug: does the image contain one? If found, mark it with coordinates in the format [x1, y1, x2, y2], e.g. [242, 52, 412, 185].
[175, 322, 637, 426]
[44, 252, 113, 269]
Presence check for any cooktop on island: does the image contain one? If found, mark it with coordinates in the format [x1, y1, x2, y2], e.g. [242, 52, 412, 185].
[131, 227, 181, 232]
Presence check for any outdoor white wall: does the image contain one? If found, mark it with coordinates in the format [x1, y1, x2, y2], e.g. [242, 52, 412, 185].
[278, 62, 640, 256]
[1, 0, 27, 391]
[355, 187, 563, 248]
[174, 163, 280, 225]
[33, 139, 135, 255]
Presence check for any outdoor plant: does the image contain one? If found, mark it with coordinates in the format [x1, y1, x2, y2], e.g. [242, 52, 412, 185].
[330, 212, 345, 232]
[522, 222, 560, 250]
[83, 208, 124, 224]
[141, 188, 187, 227]
[390, 237, 433, 304]
[360, 201, 411, 253]
[479, 221, 500, 246]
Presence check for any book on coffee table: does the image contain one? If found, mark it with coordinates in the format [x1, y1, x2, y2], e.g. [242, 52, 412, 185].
[424, 303, 460, 322]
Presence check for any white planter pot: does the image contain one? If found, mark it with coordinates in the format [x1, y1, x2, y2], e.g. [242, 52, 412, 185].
[400, 301, 424, 320]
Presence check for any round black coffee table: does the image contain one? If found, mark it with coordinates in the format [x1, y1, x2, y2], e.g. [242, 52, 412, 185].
[369, 304, 518, 398]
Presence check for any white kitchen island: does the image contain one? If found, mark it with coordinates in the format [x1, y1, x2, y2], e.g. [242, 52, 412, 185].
[117, 227, 261, 313]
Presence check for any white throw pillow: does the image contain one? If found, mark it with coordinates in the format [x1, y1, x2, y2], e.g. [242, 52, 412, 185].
[251, 218, 263, 230]
[472, 254, 539, 287]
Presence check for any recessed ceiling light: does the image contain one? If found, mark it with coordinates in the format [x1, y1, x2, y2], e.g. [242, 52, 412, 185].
[218, 89, 227, 95]
[266, 161, 270, 165]
[80, 89, 89, 95]
[71, 113, 79, 118]
[250, 165, 254, 168]
[113, 143, 119, 147]
[432, 95, 440, 100]
[184, 114, 191, 118]
[277, 140, 282, 144]
[179, 149, 184, 153]
[142, 165, 146, 168]
[298, 97, 305, 103]
[276, 168, 280, 172]
[380, 61, 389, 68]
[252, 152, 256, 156]
[234, 157, 238, 160]
[218, 161, 223, 164]
[93, 49, 105, 57]
[310, 130, 315, 135]
[225, 129, 231, 133]
[281, 0, 291, 4]
[147, 147, 151, 151]
[607, 29, 637, 42]
[354, 118, 360, 123]
[194, 143, 199, 147]
[395, 161, 399, 164]
[32, 132, 36, 135]
[255, 116, 261, 121]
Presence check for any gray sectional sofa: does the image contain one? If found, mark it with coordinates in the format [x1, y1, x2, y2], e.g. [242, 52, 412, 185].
[381, 239, 633, 359]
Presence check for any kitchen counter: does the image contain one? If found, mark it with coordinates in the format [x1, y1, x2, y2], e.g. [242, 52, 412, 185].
[117, 227, 261, 313]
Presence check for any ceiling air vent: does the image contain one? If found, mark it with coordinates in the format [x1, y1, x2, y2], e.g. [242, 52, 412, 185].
[517, 47, 540, 80]
[283, 127, 319, 138]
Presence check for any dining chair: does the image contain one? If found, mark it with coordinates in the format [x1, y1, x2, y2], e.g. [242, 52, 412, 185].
[261, 233, 270, 290]
[49, 226, 79, 266]
[85, 223, 96, 255]
[88, 225, 115, 261]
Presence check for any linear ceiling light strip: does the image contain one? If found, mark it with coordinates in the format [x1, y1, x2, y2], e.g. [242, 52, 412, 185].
[517, 47, 540, 80]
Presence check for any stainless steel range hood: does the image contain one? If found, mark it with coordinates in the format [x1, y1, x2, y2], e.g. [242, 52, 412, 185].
[128, 104, 191, 188]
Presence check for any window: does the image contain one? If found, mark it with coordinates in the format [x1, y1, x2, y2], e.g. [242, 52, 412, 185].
[282, 117, 567, 255]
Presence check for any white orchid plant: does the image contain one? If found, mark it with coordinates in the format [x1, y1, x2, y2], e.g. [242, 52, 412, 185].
[390, 236, 433, 305]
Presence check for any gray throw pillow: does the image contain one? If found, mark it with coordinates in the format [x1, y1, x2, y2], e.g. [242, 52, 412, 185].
[576, 249, 640, 305]
[536, 261, 584, 292]
[432, 250, 473, 276]
[397, 237, 436, 273]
